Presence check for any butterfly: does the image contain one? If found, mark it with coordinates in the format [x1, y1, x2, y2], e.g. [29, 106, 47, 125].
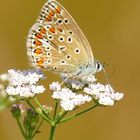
[26, 0, 103, 80]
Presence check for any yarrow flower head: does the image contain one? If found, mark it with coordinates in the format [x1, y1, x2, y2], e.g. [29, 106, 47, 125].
[84, 83, 124, 106]
[6, 69, 46, 99]
[50, 82, 92, 111]
[51, 73, 124, 110]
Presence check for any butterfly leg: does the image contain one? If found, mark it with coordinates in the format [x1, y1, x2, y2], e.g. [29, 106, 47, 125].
[60, 74, 73, 86]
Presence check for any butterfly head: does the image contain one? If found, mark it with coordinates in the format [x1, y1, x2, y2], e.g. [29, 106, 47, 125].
[95, 61, 104, 73]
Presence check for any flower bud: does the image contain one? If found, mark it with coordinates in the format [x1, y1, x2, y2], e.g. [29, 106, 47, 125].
[11, 104, 22, 119]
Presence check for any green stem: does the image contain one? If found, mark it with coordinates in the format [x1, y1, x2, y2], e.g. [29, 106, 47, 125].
[26, 100, 51, 124]
[49, 125, 56, 140]
[25, 137, 33, 140]
[33, 97, 51, 120]
[60, 104, 98, 124]
[26, 137, 33, 140]
[55, 110, 67, 124]
[53, 100, 58, 119]
[16, 119, 26, 139]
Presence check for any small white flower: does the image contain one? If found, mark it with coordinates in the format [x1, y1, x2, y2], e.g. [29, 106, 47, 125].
[31, 85, 45, 94]
[99, 96, 114, 106]
[6, 69, 46, 98]
[8, 69, 44, 86]
[111, 92, 124, 101]
[84, 83, 124, 106]
[52, 86, 92, 111]
[6, 86, 19, 96]
[50, 82, 61, 91]
[60, 100, 75, 111]
[71, 95, 92, 106]
[52, 88, 76, 100]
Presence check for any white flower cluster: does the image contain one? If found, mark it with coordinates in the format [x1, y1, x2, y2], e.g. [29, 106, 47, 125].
[6, 69, 45, 98]
[50, 82, 92, 111]
[84, 83, 124, 106]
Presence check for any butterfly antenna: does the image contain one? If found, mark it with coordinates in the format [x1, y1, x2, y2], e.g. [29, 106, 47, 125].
[103, 63, 116, 79]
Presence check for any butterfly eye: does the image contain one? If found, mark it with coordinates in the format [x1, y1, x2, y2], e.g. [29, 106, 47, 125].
[74, 48, 80, 54]
[96, 62, 103, 72]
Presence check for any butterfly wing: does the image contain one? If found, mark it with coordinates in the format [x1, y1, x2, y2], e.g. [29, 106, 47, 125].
[27, 0, 94, 75]
[27, 22, 78, 73]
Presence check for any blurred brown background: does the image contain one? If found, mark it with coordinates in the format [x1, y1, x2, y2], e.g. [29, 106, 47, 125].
[0, 0, 140, 140]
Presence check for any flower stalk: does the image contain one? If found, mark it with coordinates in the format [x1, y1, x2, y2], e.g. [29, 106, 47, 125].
[60, 104, 98, 124]
[49, 125, 56, 140]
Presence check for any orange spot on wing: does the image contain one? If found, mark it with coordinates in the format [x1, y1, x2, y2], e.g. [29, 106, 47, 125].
[36, 59, 44, 67]
[55, 6, 61, 14]
[34, 48, 43, 55]
[35, 33, 43, 39]
[57, 27, 63, 32]
[49, 27, 55, 33]
[40, 27, 46, 34]
[46, 15, 52, 21]
[49, 10, 55, 16]
[34, 40, 42, 46]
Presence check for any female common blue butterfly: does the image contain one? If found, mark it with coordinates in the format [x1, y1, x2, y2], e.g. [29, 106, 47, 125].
[26, 0, 103, 80]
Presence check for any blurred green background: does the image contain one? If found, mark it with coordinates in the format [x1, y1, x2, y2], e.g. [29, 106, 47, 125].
[0, 0, 140, 140]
